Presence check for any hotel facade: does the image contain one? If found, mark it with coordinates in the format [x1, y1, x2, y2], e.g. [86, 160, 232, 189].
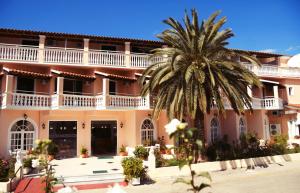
[0, 28, 299, 158]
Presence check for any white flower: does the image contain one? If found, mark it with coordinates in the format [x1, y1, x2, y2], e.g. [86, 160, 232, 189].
[164, 119, 181, 135]
[31, 159, 40, 168]
[57, 186, 78, 193]
[106, 183, 127, 193]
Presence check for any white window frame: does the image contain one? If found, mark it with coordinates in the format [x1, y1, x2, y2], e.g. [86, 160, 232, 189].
[288, 86, 295, 96]
[8, 118, 38, 153]
[140, 118, 156, 145]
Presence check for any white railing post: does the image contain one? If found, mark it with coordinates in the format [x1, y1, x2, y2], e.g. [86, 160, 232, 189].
[38, 35, 46, 63]
[102, 78, 109, 107]
[83, 38, 89, 65]
[125, 42, 131, 68]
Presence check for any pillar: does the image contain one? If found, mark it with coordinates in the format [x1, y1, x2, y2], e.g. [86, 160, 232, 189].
[38, 35, 46, 63]
[125, 42, 131, 68]
[52, 77, 64, 108]
[4, 75, 14, 107]
[102, 78, 110, 106]
[83, 38, 89, 65]
[273, 85, 279, 98]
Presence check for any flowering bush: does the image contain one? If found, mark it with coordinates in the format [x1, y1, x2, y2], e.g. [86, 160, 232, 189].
[0, 157, 16, 182]
[165, 119, 211, 193]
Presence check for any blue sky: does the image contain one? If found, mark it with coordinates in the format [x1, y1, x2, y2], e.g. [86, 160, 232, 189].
[0, 0, 299, 55]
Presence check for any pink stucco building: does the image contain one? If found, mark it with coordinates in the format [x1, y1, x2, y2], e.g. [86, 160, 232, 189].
[0, 28, 299, 158]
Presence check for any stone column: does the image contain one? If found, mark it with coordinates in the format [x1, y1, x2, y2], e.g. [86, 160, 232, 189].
[4, 75, 14, 107]
[54, 77, 64, 108]
[83, 38, 89, 65]
[125, 42, 131, 68]
[102, 78, 110, 107]
[38, 35, 46, 63]
[273, 85, 279, 98]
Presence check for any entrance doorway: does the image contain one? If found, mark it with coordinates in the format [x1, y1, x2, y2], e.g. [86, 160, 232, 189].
[91, 121, 117, 156]
[49, 121, 77, 159]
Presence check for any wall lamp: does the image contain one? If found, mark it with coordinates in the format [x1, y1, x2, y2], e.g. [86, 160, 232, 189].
[42, 123, 46, 130]
[82, 122, 86, 129]
[23, 113, 28, 120]
[120, 122, 124, 128]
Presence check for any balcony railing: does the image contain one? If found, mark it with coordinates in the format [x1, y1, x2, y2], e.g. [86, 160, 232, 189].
[11, 93, 51, 109]
[0, 44, 38, 62]
[0, 92, 283, 110]
[215, 97, 283, 110]
[1, 43, 300, 78]
[44, 47, 83, 64]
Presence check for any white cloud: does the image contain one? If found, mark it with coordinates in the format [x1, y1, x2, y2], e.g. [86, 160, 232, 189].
[285, 46, 300, 52]
[259, 49, 277, 53]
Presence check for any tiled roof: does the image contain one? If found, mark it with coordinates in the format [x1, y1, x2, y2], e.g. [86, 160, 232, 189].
[3, 67, 52, 79]
[0, 28, 164, 46]
[0, 28, 287, 56]
[95, 71, 137, 81]
[51, 70, 96, 80]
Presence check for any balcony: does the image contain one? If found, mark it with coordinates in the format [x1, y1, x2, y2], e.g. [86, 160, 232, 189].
[0, 43, 299, 77]
[0, 92, 150, 110]
[222, 97, 283, 110]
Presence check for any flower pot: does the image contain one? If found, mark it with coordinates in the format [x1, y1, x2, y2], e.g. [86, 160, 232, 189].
[80, 153, 88, 158]
[119, 152, 128, 156]
[23, 167, 31, 175]
[131, 177, 140, 185]
[48, 155, 54, 161]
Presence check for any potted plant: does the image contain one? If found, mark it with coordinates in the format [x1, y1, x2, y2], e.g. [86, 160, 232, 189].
[133, 146, 149, 160]
[121, 157, 145, 185]
[80, 146, 88, 158]
[119, 145, 128, 156]
[22, 157, 33, 175]
[47, 142, 58, 161]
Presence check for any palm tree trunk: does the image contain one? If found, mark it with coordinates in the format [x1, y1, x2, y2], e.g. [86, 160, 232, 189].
[191, 107, 205, 162]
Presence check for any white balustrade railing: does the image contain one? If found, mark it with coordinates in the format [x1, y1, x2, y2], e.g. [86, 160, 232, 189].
[130, 53, 164, 68]
[261, 98, 283, 109]
[11, 93, 50, 108]
[62, 94, 95, 108]
[95, 95, 104, 107]
[89, 50, 126, 67]
[0, 43, 38, 62]
[108, 95, 149, 109]
[44, 47, 83, 64]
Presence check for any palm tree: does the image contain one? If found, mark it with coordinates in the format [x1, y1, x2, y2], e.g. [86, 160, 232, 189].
[140, 9, 261, 141]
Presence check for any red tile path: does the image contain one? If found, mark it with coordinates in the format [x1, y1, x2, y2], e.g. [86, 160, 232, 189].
[14, 177, 127, 193]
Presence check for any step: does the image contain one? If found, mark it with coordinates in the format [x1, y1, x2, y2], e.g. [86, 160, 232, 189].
[57, 173, 125, 184]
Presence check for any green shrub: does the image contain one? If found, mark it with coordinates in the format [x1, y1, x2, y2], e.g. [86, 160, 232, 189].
[23, 157, 33, 168]
[133, 146, 149, 160]
[47, 142, 59, 156]
[121, 157, 145, 181]
[0, 159, 9, 182]
[119, 145, 126, 153]
[269, 135, 288, 155]
[80, 146, 88, 155]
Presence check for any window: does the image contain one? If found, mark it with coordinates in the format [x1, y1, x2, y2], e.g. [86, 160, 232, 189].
[10, 120, 35, 152]
[22, 39, 39, 46]
[141, 119, 155, 145]
[288, 87, 294, 96]
[210, 117, 220, 143]
[109, 80, 116, 95]
[101, 45, 117, 51]
[16, 77, 34, 94]
[63, 78, 83, 95]
[239, 117, 247, 136]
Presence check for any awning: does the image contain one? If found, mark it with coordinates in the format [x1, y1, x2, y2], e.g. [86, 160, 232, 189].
[134, 72, 151, 78]
[260, 79, 279, 85]
[285, 104, 300, 110]
[3, 67, 52, 79]
[51, 69, 96, 80]
[95, 71, 136, 81]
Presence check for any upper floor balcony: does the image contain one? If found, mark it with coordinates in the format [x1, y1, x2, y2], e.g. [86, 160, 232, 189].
[1, 92, 150, 110]
[0, 43, 298, 78]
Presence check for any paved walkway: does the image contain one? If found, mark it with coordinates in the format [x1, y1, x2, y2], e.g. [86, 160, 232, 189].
[78, 160, 300, 193]
[51, 156, 123, 178]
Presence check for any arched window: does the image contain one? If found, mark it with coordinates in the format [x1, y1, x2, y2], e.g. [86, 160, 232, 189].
[239, 117, 247, 136]
[210, 117, 220, 143]
[141, 119, 155, 145]
[10, 120, 35, 152]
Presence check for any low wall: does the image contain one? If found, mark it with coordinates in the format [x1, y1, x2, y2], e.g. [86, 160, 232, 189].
[149, 153, 300, 179]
